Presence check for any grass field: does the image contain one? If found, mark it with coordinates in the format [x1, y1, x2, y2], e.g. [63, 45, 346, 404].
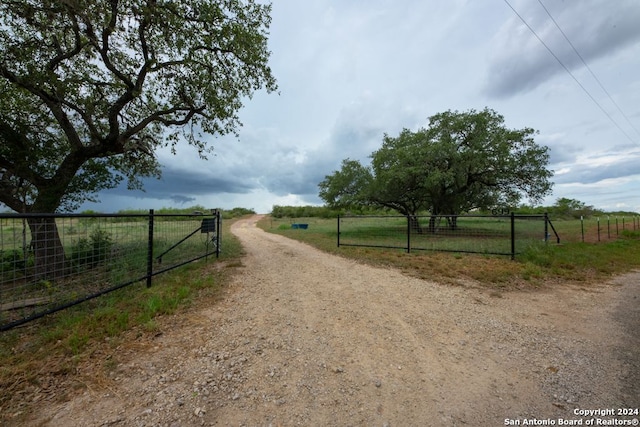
[548, 215, 640, 243]
[0, 216, 243, 412]
[336, 215, 549, 255]
[1, 212, 639, 417]
[0, 215, 222, 331]
[259, 215, 640, 288]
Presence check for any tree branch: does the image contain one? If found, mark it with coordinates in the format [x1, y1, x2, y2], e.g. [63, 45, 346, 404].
[0, 67, 86, 151]
[0, 121, 56, 188]
[46, 13, 84, 71]
[122, 105, 205, 141]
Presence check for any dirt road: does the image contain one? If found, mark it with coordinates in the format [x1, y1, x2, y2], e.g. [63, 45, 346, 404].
[21, 215, 640, 426]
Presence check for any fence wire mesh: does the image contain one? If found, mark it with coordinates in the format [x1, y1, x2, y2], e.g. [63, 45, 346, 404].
[338, 214, 552, 256]
[0, 211, 220, 331]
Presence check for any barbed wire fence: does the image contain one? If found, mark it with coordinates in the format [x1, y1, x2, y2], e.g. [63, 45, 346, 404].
[0, 210, 220, 331]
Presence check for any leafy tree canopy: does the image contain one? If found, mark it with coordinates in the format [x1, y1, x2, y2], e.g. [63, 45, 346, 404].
[0, 0, 277, 213]
[319, 108, 554, 218]
[549, 197, 598, 219]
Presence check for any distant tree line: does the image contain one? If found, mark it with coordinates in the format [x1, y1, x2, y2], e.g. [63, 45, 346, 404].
[270, 198, 637, 220]
[76, 206, 255, 221]
[513, 198, 636, 219]
[270, 205, 397, 219]
[513, 198, 596, 219]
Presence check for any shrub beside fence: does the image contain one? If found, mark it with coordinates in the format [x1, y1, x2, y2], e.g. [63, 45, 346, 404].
[337, 213, 557, 258]
[0, 209, 221, 331]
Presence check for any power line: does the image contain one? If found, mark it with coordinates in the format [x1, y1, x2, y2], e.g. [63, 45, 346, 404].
[502, 0, 638, 146]
[537, 0, 640, 139]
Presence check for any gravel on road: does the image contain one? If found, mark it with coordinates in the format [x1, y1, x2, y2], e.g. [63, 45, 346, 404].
[16, 215, 640, 426]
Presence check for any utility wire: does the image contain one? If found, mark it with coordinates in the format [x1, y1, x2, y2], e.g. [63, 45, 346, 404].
[502, 0, 638, 145]
[537, 0, 640, 139]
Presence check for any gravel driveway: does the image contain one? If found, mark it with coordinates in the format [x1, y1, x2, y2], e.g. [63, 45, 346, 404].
[23, 215, 639, 426]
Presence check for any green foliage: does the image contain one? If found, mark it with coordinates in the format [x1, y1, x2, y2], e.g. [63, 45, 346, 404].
[262, 215, 640, 288]
[107, 206, 254, 221]
[515, 198, 603, 219]
[319, 108, 553, 218]
[0, 249, 25, 272]
[271, 205, 333, 218]
[71, 228, 113, 268]
[318, 159, 374, 210]
[270, 204, 392, 218]
[221, 207, 256, 219]
[549, 198, 600, 219]
[1, 0, 276, 280]
[620, 229, 640, 239]
[0, 216, 243, 407]
[519, 234, 640, 278]
[0, 0, 277, 214]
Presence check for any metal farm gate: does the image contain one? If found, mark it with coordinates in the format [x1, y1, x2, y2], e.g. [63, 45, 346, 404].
[1, 209, 221, 331]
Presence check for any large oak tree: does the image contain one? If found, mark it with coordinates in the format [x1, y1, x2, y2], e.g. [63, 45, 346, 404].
[319, 108, 554, 230]
[0, 0, 277, 278]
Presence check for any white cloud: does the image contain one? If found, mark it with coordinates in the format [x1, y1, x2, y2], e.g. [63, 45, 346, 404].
[85, 0, 640, 214]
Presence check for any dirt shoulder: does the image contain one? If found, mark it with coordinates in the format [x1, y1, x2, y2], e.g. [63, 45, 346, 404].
[12, 215, 640, 426]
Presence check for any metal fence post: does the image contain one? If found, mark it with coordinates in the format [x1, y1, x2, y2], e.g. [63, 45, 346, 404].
[407, 215, 411, 254]
[337, 215, 340, 247]
[215, 209, 221, 258]
[147, 209, 154, 288]
[581, 216, 584, 242]
[544, 212, 549, 243]
[510, 212, 515, 260]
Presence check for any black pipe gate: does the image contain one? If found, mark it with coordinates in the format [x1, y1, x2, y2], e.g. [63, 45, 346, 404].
[1, 209, 222, 331]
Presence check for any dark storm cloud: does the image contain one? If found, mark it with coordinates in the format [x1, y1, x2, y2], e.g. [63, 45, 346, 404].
[148, 168, 255, 195]
[228, 97, 403, 200]
[169, 195, 197, 205]
[108, 167, 255, 201]
[258, 107, 399, 198]
[485, 0, 640, 98]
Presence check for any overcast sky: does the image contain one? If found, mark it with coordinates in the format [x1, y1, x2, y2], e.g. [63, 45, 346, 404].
[82, 0, 640, 214]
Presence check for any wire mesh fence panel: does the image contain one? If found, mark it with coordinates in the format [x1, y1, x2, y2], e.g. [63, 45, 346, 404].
[513, 215, 550, 254]
[338, 216, 409, 250]
[409, 215, 514, 255]
[338, 214, 550, 256]
[0, 211, 220, 331]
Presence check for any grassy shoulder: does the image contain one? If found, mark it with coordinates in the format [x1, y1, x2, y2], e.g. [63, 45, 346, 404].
[0, 217, 246, 417]
[258, 216, 640, 289]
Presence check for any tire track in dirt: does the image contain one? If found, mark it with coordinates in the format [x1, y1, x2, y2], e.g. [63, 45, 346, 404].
[19, 215, 640, 426]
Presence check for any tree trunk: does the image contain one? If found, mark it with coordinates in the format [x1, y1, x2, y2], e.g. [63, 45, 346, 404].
[446, 216, 458, 231]
[26, 217, 69, 282]
[428, 215, 438, 233]
[408, 215, 422, 234]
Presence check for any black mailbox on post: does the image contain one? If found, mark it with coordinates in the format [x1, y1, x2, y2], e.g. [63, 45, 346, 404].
[201, 218, 216, 233]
